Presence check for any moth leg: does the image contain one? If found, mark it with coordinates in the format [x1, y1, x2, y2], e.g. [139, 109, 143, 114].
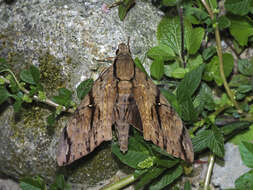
[115, 121, 130, 153]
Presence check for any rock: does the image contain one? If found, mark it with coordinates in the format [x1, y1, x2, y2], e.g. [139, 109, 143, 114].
[0, 0, 161, 187]
[212, 143, 250, 189]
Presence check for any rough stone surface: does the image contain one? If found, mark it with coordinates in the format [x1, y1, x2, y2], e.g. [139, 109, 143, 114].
[0, 0, 161, 187]
[212, 143, 250, 189]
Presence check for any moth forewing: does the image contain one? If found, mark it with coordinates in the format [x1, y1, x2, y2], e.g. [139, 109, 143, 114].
[56, 43, 194, 166]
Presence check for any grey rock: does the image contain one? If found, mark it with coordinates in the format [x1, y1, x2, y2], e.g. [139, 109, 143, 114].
[0, 0, 161, 187]
[212, 143, 250, 189]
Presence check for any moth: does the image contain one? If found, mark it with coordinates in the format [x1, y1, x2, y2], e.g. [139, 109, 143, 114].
[57, 43, 194, 166]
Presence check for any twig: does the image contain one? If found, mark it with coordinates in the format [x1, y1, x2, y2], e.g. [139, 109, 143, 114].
[204, 154, 215, 190]
[101, 174, 135, 190]
[201, 0, 242, 113]
[0, 75, 74, 114]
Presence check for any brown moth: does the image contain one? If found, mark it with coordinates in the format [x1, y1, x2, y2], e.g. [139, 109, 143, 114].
[57, 43, 194, 166]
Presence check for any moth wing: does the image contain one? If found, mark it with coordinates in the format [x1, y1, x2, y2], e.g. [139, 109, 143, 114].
[57, 66, 117, 166]
[133, 67, 194, 162]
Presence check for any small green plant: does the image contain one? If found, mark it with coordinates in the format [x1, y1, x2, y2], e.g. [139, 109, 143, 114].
[19, 174, 71, 190]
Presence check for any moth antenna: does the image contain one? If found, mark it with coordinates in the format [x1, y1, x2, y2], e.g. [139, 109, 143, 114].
[127, 36, 130, 49]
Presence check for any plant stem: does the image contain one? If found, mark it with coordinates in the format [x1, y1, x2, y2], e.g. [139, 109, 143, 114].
[204, 154, 215, 190]
[201, 0, 242, 113]
[0, 75, 74, 114]
[101, 174, 135, 190]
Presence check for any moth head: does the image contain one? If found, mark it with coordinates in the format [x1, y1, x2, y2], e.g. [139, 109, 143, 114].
[116, 43, 131, 55]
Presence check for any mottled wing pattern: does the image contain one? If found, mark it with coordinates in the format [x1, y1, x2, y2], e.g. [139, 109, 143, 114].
[57, 67, 117, 166]
[132, 67, 194, 162]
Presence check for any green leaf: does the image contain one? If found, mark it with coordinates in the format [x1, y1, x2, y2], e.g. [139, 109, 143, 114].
[162, 0, 177, 6]
[229, 74, 250, 87]
[239, 141, 253, 168]
[225, 0, 252, 16]
[235, 169, 253, 189]
[137, 156, 156, 169]
[218, 15, 231, 30]
[150, 59, 164, 80]
[229, 16, 253, 46]
[187, 54, 203, 70]
[184, 181, 191, 190]
[47, 113, 56, 126]
[30, 65, 40, 84]
[118, 0, 135, 21]
[12, 94, 23, 113]
[76, 79, 93, 100]
[177, 64, 205, 101]
[194, 82, 215, 114]
[202, 46, 216, 61]
[238, 59, 253, 76]
[52, 88, 72, 107]
[50, 175, 71, 190]
[230, 125, 253, 145]
[135, 167, 166, 190]
[237, 85, 252, 93]
[157, 17, 191, 57]
[164, 61, 187, 79]
[154, 158, 179, 169]
[147, 44, 175, 61]
[149, 165, 183, 190]
[188, 27, 205, 55]
[112, 137, 150, 169]
[20, 69, 36, 85]
[178, 95, 197, 122]
[161, 89, 180, 114]
[192, 126, 224, 157]
[221, 121, 252, 136]
[0, 86, 11, 105]
[134, 57, 148, 75]
[203, 53, 234, 86]
[20, 176, 46, 190]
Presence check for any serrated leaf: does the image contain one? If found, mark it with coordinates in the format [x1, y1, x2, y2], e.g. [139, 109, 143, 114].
[178, 95, 197, 122]
[239, 141, 253, 168]
[235, 169, 253, 189]
[221, 121, 252, 136]
[238, 59, 253, 76]
[229, 74, 250, 87]
[0, 86, 11, 105]
[229, 16, 253, 46]
[134, 57, 148, 75]
[30, 65, 40, 84]
[76, 79, 93, 100]
[202, 46, 216, 61]
[192, 126, 224, 157]
[203, 53, 234, 86]
[147, 44, 175, 61]
[177, 64, 205, 101]
[225, 0, 252, 16]
[150, 59, 164, 80]
[135, 167, 166, 190]
[218, 15, 231, 30]
[149, 165, 183, 190]
[230, 125, 253, 145]
[194, 82, 215, 114]
[157, 17, 191, 57]
[118, 0, 135, 21]
[187, 54, 203, 70]
[188, 27, 205, 55]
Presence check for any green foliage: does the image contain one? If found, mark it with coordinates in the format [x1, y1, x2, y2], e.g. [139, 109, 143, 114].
[112, 129, 183, 190]
[239, 141, 253, 168]
[192, 126, 224, 157]
[118, 0, 135, 21]
[76, 79, 93, 100]
[19, 175, 71, 190]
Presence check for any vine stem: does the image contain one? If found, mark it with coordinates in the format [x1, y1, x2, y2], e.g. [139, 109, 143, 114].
[204, 154, 215, 190]
[0, 75, 74, 114]
[101, 174, 135, 190]
[201, 0, 242, 113]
